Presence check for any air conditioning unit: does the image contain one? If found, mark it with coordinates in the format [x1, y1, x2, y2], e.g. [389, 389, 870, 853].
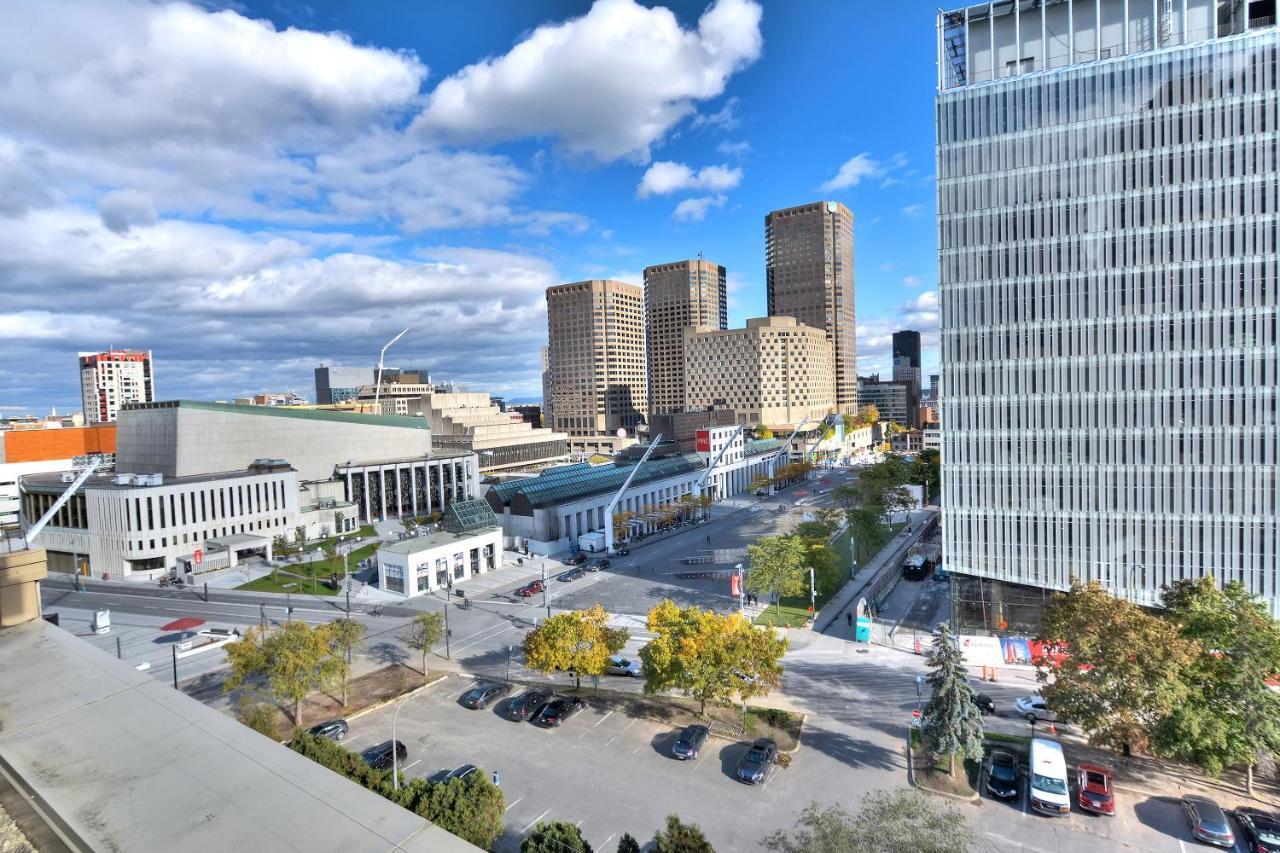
[114, 473, 133, 486]
[60, 472, 76, 483]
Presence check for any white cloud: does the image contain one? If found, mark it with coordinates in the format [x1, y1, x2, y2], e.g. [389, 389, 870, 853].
[902, 203, 924, 217]
[902, 275, 923, 288]
[691, 97, 739, 131]
[717, 139, 751, 158]
[855, 290, 939, 377]
[414, 0, 763, 162]
[818, 153, 881, 191]
[672, 194, 726, 222]
[98, 189, 157, 235]
[637, 161, 742, 198]
[878, 262, 895, 272]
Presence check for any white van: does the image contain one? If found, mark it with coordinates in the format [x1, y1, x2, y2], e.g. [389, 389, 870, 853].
[1028, 738, 1071, 816]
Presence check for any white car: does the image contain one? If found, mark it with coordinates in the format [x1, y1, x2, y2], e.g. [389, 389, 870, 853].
[1015, 695, 1058, 723]
[606, 655, 642, 677]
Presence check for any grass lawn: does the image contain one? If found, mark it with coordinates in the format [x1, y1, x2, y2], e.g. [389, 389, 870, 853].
[756, 529, 853, 627]
[854, 521, 905, 566]
[238, 573, 341, 596]
[237, 541, 382, 597]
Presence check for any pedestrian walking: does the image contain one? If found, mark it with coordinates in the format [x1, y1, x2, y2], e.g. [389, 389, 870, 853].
[846, 612, 852, 628]
[492, 770, 500, 787]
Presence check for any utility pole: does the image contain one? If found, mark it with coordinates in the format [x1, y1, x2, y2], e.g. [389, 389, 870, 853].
[444, 600, 451, 660]
[506, 645, 512, 683]
[171, 646, 178, 689]
[541, 560, 550, 619]
[810, 566, 817, 615]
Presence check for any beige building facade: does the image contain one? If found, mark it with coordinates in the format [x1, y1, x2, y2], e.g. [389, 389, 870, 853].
[765, 201, 857, 411]
[644, 259, 727, 419]
[683, 316, 835, 430]
[546, 280, 647, 436]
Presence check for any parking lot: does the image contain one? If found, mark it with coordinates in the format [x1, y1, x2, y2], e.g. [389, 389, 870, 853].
[339, 673, 905, 852]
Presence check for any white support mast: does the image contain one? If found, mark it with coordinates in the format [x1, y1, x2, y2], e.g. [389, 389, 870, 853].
[603, 434, 663, 555]
[24, 458, 103, 545]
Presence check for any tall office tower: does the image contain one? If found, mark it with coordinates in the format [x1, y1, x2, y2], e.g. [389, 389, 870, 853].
[540, 346, 553, 428]
[546, 280, 647, 436]
[892, 330, 922, 370]
[314, 366, 374, 405]
[79, 350, 154, 424]
[937, 0, 1279, 618]
[765, 201, 857, 411]
[644, 259, 728, 419]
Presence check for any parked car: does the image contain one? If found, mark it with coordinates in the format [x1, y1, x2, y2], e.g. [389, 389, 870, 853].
[1233, 807, 1280, 853]
[609, 548, 630, 557]
[461, 682, 511, 710]
[535, 696, 586, 727]
[1076, 764, 1115, 816]
[672, 724, 709, 761]
[306, 719, 349, 742]
[362, 739, 407, 771]
[1028, 738, 1071, 816]
[971, 692, 996, 715]
[516, 580, 544, 597]
[1015, 695, 1058, 723]
[570, 554, 588, 565]
[507, 688, 553, 721]
[587, 558, 610, 571]
[735, 738, 778, 785]
[985, 749, 1020, 801]
[606, 655, 642, 677]
[557, 567, 586, 582]
[1182, 795, 1235, 848]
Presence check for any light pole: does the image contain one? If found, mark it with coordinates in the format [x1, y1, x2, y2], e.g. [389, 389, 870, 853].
[390, 690, 421, 791]
[541, 560, 550, 619]
[506, 644, 512, 683]
[373, 328, 409, 411]
[809, 565, 817, 616]
[735, 563, 745, 613]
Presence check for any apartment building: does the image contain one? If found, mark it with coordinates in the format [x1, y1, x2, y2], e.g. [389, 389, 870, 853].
[644, 259, 728, 419]
[79, 350, 154, 424]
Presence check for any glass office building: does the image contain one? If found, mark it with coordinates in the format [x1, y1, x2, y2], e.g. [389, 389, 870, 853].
[936, 0, 1278, 617]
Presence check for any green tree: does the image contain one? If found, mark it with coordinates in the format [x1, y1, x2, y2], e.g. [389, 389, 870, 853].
[416, 773, 505, 850]
[763, 790, 974, 853]
[327, 617, 365, 705]
[522, 821, 593, 853]
[223, 622, 345, 725]
[333, 510, 345, 535]
[748, 474, 773, 495]
[294, 525, 307, 547]
[1155, 577, 1280, 793]
[400, 515, 416, 535]
[745, 535, 808, 618]
[654, 814, 715, 853]
[1037, 579, 1197, 754]
[616, 834, 641, 853]
[857, 404, 879, 425]
[919, 623, 984, 776]
[523, 604, 628, 690]
[640, 600, 787, 714]
[235, 690, 279, 740]
[753, 424, 774, 440]
[271, 533, 290, 559]
[404, 611, 445, 680]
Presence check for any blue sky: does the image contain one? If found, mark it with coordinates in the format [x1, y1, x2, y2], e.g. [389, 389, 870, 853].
[0, 0, 941, 414]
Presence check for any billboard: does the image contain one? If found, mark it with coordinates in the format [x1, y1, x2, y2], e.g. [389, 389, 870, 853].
[695, 429, 711, 453]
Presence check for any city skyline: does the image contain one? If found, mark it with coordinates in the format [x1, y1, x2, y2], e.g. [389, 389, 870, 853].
[0, 0, 941, 416]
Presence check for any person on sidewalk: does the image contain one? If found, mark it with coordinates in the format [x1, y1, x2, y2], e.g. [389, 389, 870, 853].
[846, 612, 852, 628]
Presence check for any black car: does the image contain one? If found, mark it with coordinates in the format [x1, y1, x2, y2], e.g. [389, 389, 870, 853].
[535, 696, 586, 727]
[570, 554, 588, 565]
[672, 724, 710, 760]
[507, 688, 553, 721]
[362, 739, 408, 771]
[610, 548, 630, 557]
[1234, 807, 1280, 853]
[735, 737, 778, 785]
[1183, 796, 1235, 848]
[985, 750, 1020, 800]
[461, 682, 511, 710]
[557, 567, 586, 582]
[587, 559, 610, 571]
[971, 692, 996, 715]
[306, 719, 349, 742]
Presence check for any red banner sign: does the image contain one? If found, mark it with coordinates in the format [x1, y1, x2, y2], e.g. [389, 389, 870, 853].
[730, 574, 742, 596]
[695, 429, 710, 453]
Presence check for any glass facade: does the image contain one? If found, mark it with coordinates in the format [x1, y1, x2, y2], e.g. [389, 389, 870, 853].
[937, 13, 1279, 613]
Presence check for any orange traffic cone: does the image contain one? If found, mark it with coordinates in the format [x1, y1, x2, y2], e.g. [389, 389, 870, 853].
[1046, 722, 1057, 735]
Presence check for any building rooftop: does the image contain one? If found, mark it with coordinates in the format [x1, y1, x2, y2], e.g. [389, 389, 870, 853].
[19, 466, 289, 495]
[379, 525, 498, 555]
[0, 617, 475, 852]
[121, 399, 431, 431]
[488, 453, 707, 509]
[442, 499, 500, 533]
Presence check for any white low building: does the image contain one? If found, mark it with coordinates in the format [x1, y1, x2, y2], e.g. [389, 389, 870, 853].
[376, 499, 502, 598]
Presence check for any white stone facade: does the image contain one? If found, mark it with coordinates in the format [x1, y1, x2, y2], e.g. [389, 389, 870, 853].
[376, 527, 502, 598]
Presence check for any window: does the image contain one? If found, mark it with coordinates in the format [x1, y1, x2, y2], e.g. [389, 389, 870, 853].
[384, 562, 404, 594]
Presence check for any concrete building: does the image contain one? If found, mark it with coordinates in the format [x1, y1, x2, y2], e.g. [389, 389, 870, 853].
[540, 345, 553, 428]
[649, 406, 739, 454]
[937, 0, 1279, 613]
[892, 330, 922, 371]
[924, 425, 941, 452]
[546, 280, 647, 435]
[0, 424, 115, 531]
[857, 376, 911, 427]
[644, 259, 728, 419]
[79, 349, 154, 424]
[683, 316, 836, 430]
[376, 499, 502, 597]
[765, 201, 857, 411]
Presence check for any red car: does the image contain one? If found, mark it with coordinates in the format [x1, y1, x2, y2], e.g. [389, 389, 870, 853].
[1076, 764, 1115, 815]
[516, 580, 544, 598]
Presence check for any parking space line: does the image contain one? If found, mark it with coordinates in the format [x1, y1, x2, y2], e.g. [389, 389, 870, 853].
[592, 710, 614, 728]
[600, 834, 615, 850]
[504, 797, 523, 813]
[402, 759, 422, 772]
[631, 742, 645, 754]
[520, 810, 550, 834]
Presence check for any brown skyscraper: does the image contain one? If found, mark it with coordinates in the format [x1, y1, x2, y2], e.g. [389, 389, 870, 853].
[546, 280, 646, 436]
[765, 201, 856, 410]
[644, 259, 727, 419]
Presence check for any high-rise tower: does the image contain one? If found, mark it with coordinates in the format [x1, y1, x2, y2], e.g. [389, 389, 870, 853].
[644, 259, 727, 419]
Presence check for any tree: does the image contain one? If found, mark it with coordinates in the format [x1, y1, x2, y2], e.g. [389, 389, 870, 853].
[753, 424, 774, 440]
[235, 690, 279, 740]
[294, 525, 307, 546]
[746, 535, 807, 617]
[522, 821, 592, 853]
[404, 611, 445, 680]
[1037, 579, 1197, 754]
[748, 474, 773, 495]
[1155, 577, 1280, 793]
[271, 533, 290, 560]
[616, 834, 641, 853]
[333, 510, 345, 535]
[654, 814, 715, 853]
[416, 772, 505, 850]
[400, 515, 416, 535]
[641, 600, 787, 714]
[523, 604, 628, 690]
[857, 404, 879, 425]
[919, 623, 984, 776]
[763, 790, 975, 853]
[223, 622, 346, 725]
[327, 617, 365, 704]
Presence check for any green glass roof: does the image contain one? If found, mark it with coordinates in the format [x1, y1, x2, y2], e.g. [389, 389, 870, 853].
[489, 462, 593, 503]
[442, 498, 499, 533]
[744, 438, 783, 456]
[502, 453, 706, 508]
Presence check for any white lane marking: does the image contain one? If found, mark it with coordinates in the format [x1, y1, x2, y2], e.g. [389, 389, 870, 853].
[1178, 842, 1187, 853]
[592, 710, 614, 728]
[600, 834, 616, 850]
[631, 742, 645, 754]
[520, 810, 550, 834]
[450, 623, 518, 655]
[504, 797, 524, 813]
[402, 759, 422, 772]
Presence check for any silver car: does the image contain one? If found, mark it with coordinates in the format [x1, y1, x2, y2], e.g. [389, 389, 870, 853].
[606, 655, 642, 677]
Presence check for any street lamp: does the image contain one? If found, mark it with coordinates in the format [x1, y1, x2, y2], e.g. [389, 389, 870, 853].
[390, 690, 423, 791]
[373, 328, 409, 411]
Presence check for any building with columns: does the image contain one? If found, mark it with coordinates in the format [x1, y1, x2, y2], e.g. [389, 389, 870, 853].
[336, 452, 479, 523]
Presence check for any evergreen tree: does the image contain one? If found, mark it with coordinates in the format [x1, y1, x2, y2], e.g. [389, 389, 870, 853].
[616, 833, 641, 853]
[522, 821, 592, 853]
[654, 815, 715, 853]
[919, 622, 985, 776]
